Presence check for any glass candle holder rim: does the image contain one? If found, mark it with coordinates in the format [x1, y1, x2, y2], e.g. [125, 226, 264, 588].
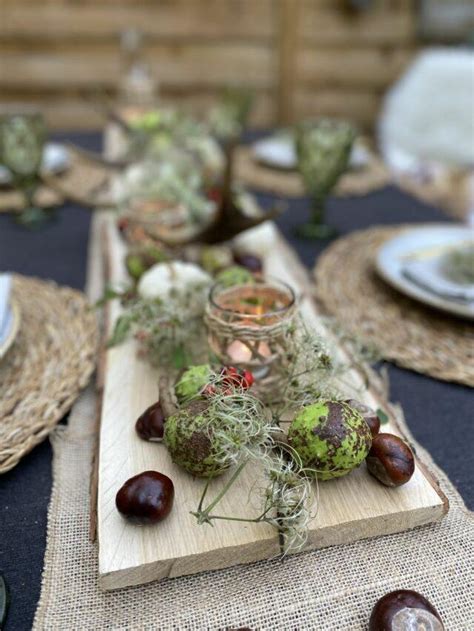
[296, 117, 357, 134]
[208, 276, 296, 318]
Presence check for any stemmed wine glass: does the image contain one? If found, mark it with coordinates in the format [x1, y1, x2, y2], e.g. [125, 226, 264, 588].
[0, 109, 48, 228]
[295, 118, 356, 239]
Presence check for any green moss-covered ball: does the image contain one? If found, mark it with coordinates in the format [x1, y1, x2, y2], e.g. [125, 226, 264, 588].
[125, 246, 169, 280]
[200, 245, 234, 275]
[164, 400, 229, 477]
[288, 400, 372, 480]
[174, 364, 211, 404]
[215, 265, 255, 288]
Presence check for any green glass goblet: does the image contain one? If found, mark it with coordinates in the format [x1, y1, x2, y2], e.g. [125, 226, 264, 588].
[0, 110, 48, 229]
[295, 118, 356, 239]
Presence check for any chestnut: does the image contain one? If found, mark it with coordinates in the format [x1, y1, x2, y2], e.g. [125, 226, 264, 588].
[369, 589, 444, 630]
[366, 433, 415, 487]
[233, 252, 263, 273]
[345, 399, 380, 437]
[135, 401, 165, 442]
[116, 471, 174, 525]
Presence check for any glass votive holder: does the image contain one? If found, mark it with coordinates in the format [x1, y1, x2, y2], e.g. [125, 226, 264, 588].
[205, 277, 297, 397]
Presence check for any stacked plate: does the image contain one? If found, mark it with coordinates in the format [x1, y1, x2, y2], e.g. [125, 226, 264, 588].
[0, 274, 21, 360]
[376, 225, 474, 320]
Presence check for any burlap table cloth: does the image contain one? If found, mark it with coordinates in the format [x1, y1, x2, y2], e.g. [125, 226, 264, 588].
[33, 214, 474, 630]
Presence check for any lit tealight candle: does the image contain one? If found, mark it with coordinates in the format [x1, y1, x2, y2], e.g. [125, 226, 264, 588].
[227, 340, 252, 363]
[226, 340, 271, 364]
[206, 277, 296, 390]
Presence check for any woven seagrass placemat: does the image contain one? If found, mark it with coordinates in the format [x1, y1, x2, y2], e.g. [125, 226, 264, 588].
[396, 170, 471, 222]
[234, 145, 390, 198]
[0, 275, 98, 473]
[235, 144, 470, 222]
[314, 225, 474, 388]
[32, 214, 473, 630]
[0, 148, 113, 213]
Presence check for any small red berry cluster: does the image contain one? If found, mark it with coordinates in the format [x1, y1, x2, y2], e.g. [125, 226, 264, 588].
[203, 366, 255, 397]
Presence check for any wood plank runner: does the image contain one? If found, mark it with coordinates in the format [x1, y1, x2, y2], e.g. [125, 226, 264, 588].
[97, 215, 447, 591]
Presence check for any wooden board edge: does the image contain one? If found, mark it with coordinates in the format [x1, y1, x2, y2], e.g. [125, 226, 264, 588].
[98, 500, 446, 591]
[89, 213, 114, 542]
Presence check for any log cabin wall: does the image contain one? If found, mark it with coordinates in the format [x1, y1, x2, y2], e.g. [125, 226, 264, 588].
[0, 0, 417, 131]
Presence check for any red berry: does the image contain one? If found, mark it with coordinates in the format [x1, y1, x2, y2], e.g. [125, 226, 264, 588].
[117, 217, 129, 233]
[207, 187, 222, 204]
[220, 366, 255, 391]
[202, 384, 217, 398]
[242, 370, 254, 388]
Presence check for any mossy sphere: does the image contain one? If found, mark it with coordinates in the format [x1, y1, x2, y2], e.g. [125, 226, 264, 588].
[288, 400, 372, 480]
[174, 364, 212, 404]
[200, 245, 233, 275]
[164, 400, 230, 478]
[215, 265, 255, 288]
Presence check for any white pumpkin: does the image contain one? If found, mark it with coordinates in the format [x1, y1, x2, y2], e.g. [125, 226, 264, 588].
[137, 262, 212, 315]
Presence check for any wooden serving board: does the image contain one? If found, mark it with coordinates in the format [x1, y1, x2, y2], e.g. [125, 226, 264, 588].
[97, 214, 447, 591]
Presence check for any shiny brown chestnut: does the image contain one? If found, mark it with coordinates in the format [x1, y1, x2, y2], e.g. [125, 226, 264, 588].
[116, 471, 174, 525]
[135, 401, 165, 442]
[233, 252, 263, 273]
[345, 398, 380, 437]
[366, 433, 415, 487]
[369, 589, 444, 630]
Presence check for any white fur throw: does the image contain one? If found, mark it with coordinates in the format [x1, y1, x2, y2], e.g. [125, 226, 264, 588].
[379, 48, 474, 171]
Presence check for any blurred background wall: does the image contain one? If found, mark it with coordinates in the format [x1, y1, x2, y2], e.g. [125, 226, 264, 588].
[0, 0, 426, 131]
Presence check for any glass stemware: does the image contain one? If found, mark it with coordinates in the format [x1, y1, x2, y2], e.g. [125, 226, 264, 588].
[0, 109, 48, 228]
[295, 118, 356, 239]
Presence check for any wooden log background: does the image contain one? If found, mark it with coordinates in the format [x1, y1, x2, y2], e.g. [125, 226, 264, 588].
[0, 0, 417, 130]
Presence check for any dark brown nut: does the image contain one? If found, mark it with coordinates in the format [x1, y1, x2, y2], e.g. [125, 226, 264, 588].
[366, 433, 415, 487]
[116, 471, 174, 525]
[345, 398, 380, 437]
[369, 589, 444, 630]
[135, 401, 165, 442]
[233, 252, 263, 273]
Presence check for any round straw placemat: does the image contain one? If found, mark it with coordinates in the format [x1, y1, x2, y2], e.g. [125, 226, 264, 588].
[235, 145, 390, 198]
[313, 225, 474, 387]
[0, 148, 113, 214]
[0, 275, 98, 473]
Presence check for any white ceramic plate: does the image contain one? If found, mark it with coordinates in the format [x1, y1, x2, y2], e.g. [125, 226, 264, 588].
[252, 133, 370, 171]
[0, 142, 70, 186]
[376, 225, 474, 320]
[0, 299, 21, 360]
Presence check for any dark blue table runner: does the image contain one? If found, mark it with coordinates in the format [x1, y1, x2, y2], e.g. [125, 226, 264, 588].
[0, 132, 472, 631]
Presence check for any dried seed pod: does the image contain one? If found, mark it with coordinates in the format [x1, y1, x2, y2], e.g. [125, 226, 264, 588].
[366, 433, 415, 487]
[345, 398, 380, 437]
[369, 589, 445, 630]
[116, 471, 174, 525]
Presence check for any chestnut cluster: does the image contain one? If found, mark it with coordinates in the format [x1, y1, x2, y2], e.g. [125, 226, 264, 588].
[346, 399, 415, 488]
